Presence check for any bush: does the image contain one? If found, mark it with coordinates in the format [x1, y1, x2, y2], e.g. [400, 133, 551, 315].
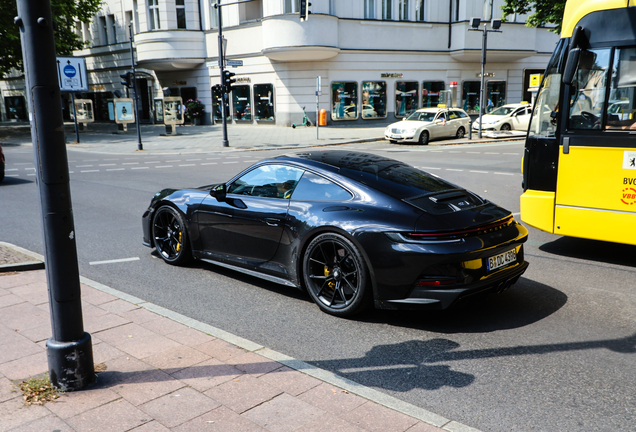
[184, 99, 205, 119]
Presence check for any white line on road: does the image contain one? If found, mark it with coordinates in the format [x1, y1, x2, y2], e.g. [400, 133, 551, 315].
[484, 152, 500, 154]
[76, 165, 93, 168]
[131, 167, 149, 170]
[469, 170, 489, 173]
[186, 158, 201, 161]
[99, 164, 116, 166]
[421, 167, 441, 170]
[106, 168, 125, 171]
[166, 160, 181, 162]
[81, 170, 99, 173]
[27, 173, 35, 176]
[179, 164, 195, 167]
[155, 165, 173, 168]
[201, 162, 217, 165]
[465, 152, 481, 154]
[494, 172, 514, 175]
[6, 169, 18, 172]
[223, 161, 239, 164]
[446, 169, 464, 171]
[103, 158, 119, 161]
[89, 257, 140, 266]
[145, 161, 160, 164]
[503, 153, 520, 155]
[122, 162, 139, 165]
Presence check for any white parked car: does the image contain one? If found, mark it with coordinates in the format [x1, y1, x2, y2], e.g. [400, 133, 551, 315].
[472, 103, 532, 132]
[385, 107, 470, 145]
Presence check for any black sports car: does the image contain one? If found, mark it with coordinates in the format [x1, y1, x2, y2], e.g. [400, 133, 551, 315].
[142, 150, 528, 316]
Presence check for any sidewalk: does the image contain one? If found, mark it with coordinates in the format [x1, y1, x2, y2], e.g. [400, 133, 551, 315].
[0, 121, 523, 155]
[0, 243, 480, 432]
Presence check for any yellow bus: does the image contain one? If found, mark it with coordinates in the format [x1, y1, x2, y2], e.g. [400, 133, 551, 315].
[521, 0, 636, 245]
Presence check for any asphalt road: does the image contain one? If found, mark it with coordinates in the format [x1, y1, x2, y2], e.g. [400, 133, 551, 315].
[1, 140, 635, 432]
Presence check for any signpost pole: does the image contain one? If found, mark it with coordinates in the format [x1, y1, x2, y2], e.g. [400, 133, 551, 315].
[129, 24, 143, 151]
[71, 92, 80, 143]
[316, 76, 320, 140]
[217, 0, 229, 147]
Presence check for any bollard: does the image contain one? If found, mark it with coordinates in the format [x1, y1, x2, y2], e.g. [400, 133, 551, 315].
[468, 120, 473, 140]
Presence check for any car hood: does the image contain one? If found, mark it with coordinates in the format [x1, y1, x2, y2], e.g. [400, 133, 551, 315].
[474, 114, 505, 124]
[387, 120, 431, 129]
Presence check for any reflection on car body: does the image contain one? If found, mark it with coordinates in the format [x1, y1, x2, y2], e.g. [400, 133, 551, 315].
[142, 151, 528, 317]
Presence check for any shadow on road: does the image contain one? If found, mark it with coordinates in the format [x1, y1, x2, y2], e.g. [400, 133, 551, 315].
[539, 236, 636, 268]
[0, 176, 34, 186]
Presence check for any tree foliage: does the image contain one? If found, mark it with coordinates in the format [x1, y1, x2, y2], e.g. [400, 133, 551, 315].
[0, 0, 102, 77]
[501, 0, 567, 34]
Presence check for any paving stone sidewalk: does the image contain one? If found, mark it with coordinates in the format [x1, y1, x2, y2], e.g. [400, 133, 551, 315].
[0, 243, 480, 432]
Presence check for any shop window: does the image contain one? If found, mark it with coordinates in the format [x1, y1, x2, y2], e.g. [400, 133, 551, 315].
[361, 81, 387, 119]
[211, 86, 223, 121]
[176, 0, 186, 29]
[148, 0, 160, 30]
[331, 82, 358, 120]
[462, 81, 480, 113]
[254, 84, 275, 121]
[396, 81, 418, 117]
[422, 81, 445, 108]
[4, 96, 27, 120]
[232, 85, 252, 121]
[415, 0, 425, 21]
[486, 81, 506, 112]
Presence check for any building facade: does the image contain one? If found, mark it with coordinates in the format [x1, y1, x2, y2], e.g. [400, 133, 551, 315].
[0, 0, 560, 126]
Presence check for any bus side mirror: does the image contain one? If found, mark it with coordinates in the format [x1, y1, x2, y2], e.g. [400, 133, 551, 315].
[563, 48, 581, 86]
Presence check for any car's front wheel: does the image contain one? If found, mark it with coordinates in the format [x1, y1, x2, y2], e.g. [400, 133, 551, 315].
[303, 233, 371, 317]
[501, 123, 511, 131]
[153, 205, 191, 265]
[418, 130, 429, 145]
[456, 127, 465, 139]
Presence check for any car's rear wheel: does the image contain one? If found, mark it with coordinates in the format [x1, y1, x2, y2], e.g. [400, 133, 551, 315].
[456, 127, 465, 139]
[390, 140, 397, 144]
[303, 233, 371, 317]
[501, 123, 511, 131]
[418, 130, 429, 145]
[153, 205, 191, 265]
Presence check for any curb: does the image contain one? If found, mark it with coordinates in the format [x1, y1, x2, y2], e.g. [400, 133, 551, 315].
[0, 241, 45, 273]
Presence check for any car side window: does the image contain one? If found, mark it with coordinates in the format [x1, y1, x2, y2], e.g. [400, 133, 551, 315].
[291, 172, 353, 201]
[227, 164, 304, 199]
[456, 110, 468, 118]
[448, 111, 458, 120]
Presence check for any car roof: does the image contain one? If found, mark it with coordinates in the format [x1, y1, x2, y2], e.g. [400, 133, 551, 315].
[414, 107, 465, 113]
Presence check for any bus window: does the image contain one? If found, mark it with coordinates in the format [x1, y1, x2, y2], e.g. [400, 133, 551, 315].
[606, 47, 636, 130]
[567, 48, 611, 130]
[528, 73, 561, 137]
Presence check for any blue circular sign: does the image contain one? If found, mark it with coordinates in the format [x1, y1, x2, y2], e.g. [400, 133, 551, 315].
[63, 65, 77, 78]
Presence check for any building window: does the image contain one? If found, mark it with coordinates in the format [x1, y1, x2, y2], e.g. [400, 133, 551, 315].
[415, 0, 425, 21]
[4, 96, 27, 120]
[285, 0, 300, 13]
[99, 16, 108, 45]
[211, 86, 223, 121]
[254, 84, 275, 121]
[133, 0, 140, 33]
[148, 0, 160, 30]
[361, 81, 387, 119]
[108, 14, 116, 43]
[422, 81, 445, 107]
[396, 81, 418, 117]
[176, 0, 186, 28]
[331, 82, 358, 120]
[232, 85, 252, 121]
[462, 81, 480, 113]
[398, 0, 408, 20]
[452, 0, 459, 22]
[382, 0, 392, 20]
[487, 81, 507, 111]
[125, 11, 133, 34]
[209, 3, 219, 28]
[364, 0, 375, 19]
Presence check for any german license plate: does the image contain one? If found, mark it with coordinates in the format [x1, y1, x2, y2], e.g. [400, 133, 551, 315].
[391, 134, 401, 139]
[487, 249, 516, 271]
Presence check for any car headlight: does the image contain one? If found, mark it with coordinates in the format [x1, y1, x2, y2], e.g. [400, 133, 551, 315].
[406, 129, 416, 134]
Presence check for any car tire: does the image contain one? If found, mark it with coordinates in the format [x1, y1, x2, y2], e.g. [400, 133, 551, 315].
[389, 140, 397, 144]
[152, 205, 191, 265]
[501, 123, 511, 131]
[302, 233, 372, 317]
[292, 124, 296, 129]
[456, 127, 465, 139]
[0, 162, 4, 183]
[418, 131, 429, 145]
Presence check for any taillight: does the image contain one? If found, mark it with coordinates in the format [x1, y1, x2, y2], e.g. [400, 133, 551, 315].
[416, 277, 457, 286]
[405, 215, 514, 241]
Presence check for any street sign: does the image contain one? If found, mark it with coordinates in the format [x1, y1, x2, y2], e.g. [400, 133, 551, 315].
[226, 60, 243, 67]
[56, 56, 88, 91]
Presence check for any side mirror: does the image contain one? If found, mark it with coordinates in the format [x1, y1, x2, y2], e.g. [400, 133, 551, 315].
[210, 183, 226, 201]
[563, 48, 581, 86]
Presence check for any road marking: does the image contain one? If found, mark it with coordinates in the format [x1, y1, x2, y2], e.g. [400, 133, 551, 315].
[166, 159, 181, 162]
[186, 158, 201, 161]
[76, 165, 93, 167]
[145, 161, 160, 164]
[122, 162, 139, 165]
[484, 152, 500, 154]
[503, 153, 520, 155]
[466, 152, 481, 154]
[103, 158, 119, 161]
[25, 167, 35, 170]
[131, 167, 149, 170]
[5, 174, 18, 177]
[448, 151, 461, 153]
[446, 168, 464, 171]
[89, 257, 140, 266]
[81, 170, 99, 173]
[226, 156, 240, 158]
[13, 162, 32, 165]
[430, 150, 443, 153]
[494, 172, 514, 176]
[99, 164, 116, 166]
[82, 159, 98, 162]
[106, 168, 125, 171]
[206, 157, 221, 160]
[27, 173, 35, 176]
[201, 162, 217, 165]
[6, 168, 18, 172]
[223, 161, 239, 164]
[470, 170, 489, 173]
[179, 164, 195, 167]
[155, 165, 173, 168]
[512, 212, 521, 217]
[244, 160, 259, 162]
[421, 166, 441, 170]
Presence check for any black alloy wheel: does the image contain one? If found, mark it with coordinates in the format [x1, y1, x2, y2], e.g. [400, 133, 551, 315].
[501, 123, 511, 131]
[153, 205, 191, 265]
[418, 130, 429, 145]
[456, 127, 465, 139]
[303, 233, 370, 316]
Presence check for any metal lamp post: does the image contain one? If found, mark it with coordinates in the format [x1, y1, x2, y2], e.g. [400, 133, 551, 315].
[469, 17, 501, 138]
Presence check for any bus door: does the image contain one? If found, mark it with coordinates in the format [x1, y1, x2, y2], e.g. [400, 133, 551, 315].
[556, 46, 636, 244]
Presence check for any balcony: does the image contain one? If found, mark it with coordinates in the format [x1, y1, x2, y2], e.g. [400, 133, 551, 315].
[134, 30, 206, 71]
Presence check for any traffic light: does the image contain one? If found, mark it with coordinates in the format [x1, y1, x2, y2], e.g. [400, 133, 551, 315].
[300, 0, 311, 21]
[212, 84, 222, 95]
[120, 72, 133, 88]
[223, 70, 236, 92]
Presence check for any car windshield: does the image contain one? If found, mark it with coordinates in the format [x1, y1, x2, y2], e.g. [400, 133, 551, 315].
[406, 111, 436, 122]
[489, 106, 516, 116]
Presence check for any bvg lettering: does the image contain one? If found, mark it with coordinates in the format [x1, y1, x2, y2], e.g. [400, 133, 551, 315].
[624, 178, 636, 184]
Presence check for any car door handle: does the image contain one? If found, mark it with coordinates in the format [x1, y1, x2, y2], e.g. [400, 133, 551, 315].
[263, 218, 280, 226]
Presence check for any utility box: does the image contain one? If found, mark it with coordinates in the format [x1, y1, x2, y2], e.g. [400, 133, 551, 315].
[163, 97, 184, 135]
[114, 98, 135, 131]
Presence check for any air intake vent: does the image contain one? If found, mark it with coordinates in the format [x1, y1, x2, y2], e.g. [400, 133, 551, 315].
[405, 189, 485, 214]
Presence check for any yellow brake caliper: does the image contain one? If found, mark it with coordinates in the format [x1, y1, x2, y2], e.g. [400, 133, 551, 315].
[176, 232, 182, 252]
[324, 266, 335, 290]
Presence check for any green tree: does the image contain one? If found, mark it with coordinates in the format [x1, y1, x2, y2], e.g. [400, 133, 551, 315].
[501, 0, 567, 34]
[0, 0, 102, 77]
